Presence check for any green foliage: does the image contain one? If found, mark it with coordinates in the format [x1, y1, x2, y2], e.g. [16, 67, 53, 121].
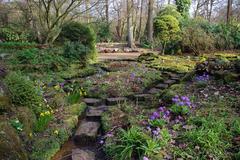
[175, 0, 191, 18]
[10, 118, 24, 132]
[13, 48, 67, 72]
[181, 18, 215, 55]
[4, 72, 45, 114]
[63, 42, 92, 66]
[176, 115, 232, 159]
[154, 15, 181, 54]
[170, 104, 190, 115]
[0, 42, 37, 49]
[34, 111, 53, 132]
[60, 22, 97, 64]
[157, 5, 182, 20]
[149, 119, 166, 128]
[105, 126, 161, 160]
[91, 21, 112, 42]
[30, 137, 60, 160]
[0, 27, 29, 42]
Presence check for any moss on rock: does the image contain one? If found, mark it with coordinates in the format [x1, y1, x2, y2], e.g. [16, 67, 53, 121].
[161, 84, 185, 102]
[0, 122, 28, 160]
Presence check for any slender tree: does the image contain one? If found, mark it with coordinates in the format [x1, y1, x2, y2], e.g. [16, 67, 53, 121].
[127, 0, 135, 48]
[146, 0, 154, 43]
[227, 0, 233, 23]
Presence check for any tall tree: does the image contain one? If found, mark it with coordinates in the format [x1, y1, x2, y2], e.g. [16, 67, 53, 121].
[136, 0, 144, 41]
[127, 0, 135, 48]
[227, 0, 233, 23]
[175, 0, 192, 17]
[105, 0, 109, 23]
[146, 0, 154, 43]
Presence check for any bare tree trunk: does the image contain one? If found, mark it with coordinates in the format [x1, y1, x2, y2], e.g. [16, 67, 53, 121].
[146, 0, 154, 43]
[86, 0, 90, 23]
[168, 0, 171, 4]
[227, 0, 232, 23]
[127, 0, 135, 48]
[137, 0, 144, 41]
[105, 0, 109, 23]
[208, 0, 213, 22]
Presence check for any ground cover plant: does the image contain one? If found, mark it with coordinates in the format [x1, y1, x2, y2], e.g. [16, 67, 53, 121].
[1, 0, 240, 159]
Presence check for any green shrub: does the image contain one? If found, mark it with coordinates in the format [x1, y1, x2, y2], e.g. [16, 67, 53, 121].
[13, 48, 67, 72]
[154, 15, 181, 54]
[34, 110, 53, 132]
[181, 18, 215, 55]
[63, 42, 91, 66]
[105, 126, 170, 160]
[177, 115, 232, 159]
[0, 42, 37, 49]
[91, 21, 112, 42]
[0, 27, 29, 42]
[4, 72, 45, 114]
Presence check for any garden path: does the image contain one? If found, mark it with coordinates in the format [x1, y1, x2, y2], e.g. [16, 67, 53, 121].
[52, 67, 185, 160]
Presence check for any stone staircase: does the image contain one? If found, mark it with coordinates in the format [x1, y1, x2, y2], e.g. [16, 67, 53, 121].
[70, 71, 184, 160]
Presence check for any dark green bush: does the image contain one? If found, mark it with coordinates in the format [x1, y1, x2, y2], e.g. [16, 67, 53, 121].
[63, 41, 95, 66]
[60, 22, 97, 64]
[91, 21, 112, 42]
[4, 72, 45, 114]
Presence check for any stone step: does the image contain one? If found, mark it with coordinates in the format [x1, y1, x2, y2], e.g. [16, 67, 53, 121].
[74, 121, 100, 146]
[72, 149, 95, 160]
[134, 94, 152, 101]
[83, 98, 102, 106]
[155, 83, 169, 89]
[86, 106, 106, 121]
[106, 97, 127, 106]
[148, 88, 161, 94]
[164, 79, 177, 85]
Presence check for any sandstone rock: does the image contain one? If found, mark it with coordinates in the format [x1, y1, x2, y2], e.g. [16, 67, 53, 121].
[155, 83, 169, 89]
[74, 121, 100, 146]
[134, 94, 152, 101]
[86, 106, 106, 121]
[72, 149, 95, 160]
[148, 88, 161, 94]
[83, 98, 102, 106]
[0, 122, 28, 160]
[164, 79, 177, 85]
[106, 97, 127, 105]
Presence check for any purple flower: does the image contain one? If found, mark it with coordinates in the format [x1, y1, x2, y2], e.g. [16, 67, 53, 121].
[153, 112, 160, 118]
[178, 101, 185, 106]
[59, 82, 65, 88]
[143, 156, 149, 160]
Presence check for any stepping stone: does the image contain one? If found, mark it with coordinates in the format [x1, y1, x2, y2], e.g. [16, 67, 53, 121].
[164, 79, 177, 85]
[148, 88, 161, 94]
[86, 106, 106, 121]
[155, 83, 169, 89]
[106, 97, 127, 106]
[72, 149, 95, 160]
[134, 94, 152, 101]
[171, 77, 181, 82]
[83, 98, 102, 106]
[74, 121, 100, 146]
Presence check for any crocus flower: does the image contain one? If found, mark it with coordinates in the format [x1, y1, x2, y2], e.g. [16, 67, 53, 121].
[143, 156, 149, 160]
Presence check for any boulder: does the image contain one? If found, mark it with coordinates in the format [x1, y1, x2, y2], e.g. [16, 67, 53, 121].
[86, 106, 107, 121]
[0, 122, 28, 160]
[72, 149, 95, 160]
[74, 121, 100, 146]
